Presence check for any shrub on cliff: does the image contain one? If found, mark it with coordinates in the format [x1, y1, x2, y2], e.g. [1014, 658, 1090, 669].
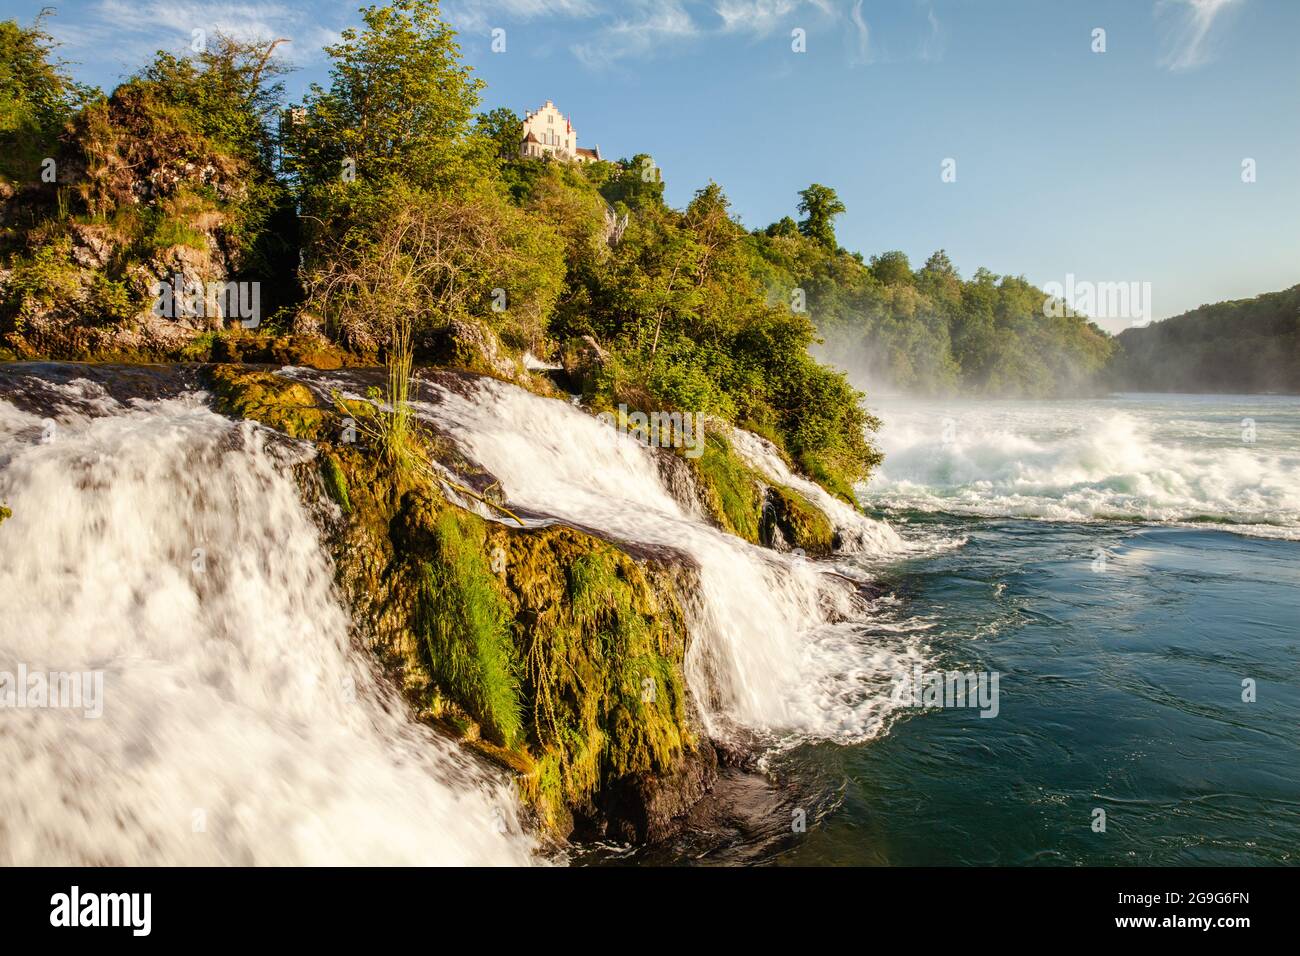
[0, 33, 298, 355]
[0, 13, 97, 185]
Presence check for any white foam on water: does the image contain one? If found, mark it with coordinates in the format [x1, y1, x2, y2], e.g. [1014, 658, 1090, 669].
[864, 398, 1300, 539]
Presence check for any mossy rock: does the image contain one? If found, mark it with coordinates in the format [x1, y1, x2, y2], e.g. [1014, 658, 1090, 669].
[320, 453, 351, 513]
[490, 523, 702, 838]
[391, 488, 704, 836]
[761, 485, 836, 556]
[205, 364, 327, 440]
[211, 375, 715, 842]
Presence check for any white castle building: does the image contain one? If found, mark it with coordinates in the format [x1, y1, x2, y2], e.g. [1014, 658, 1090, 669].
[520, 100, 602, 164]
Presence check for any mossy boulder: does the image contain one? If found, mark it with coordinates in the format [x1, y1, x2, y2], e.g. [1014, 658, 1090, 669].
[205, 365, 715, 842]
[393, 493, 713, 841]
[761, 485, 836, 556]
[684, 428, 841, 556]
[205, 364, 327, 440]
[686, 430, 765, 544]
[491, 524, 707, 838]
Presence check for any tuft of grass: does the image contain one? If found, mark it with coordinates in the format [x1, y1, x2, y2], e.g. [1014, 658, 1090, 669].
[799, 453, 860, 507]
[380, 314, 418, 473]
[417, 512, 524, 748]
[143, 215, 208, 252]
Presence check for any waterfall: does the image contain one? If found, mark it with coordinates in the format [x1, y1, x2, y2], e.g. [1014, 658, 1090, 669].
[0, 380, 537, 866]
[416, 375, 924, 746]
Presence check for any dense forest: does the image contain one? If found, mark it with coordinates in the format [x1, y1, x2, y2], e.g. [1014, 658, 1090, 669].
[1107, 285, 1300, 394]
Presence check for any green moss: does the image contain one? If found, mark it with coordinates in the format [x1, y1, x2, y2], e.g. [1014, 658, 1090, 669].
[502, 528, 690, 830]
[688, 430, 764, 543]
[417, 511, 524, 749]
[766, 485, 835, 555]
[0, 505, 11, 527]
[320, 453, 351, 513]
[205, 365, 326, 439]
[141, 213, 209, 253]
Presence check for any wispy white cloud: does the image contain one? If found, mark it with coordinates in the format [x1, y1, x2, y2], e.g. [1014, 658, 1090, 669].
[919, 6, 944, 62]
[1157, 0, 1241, 71]
[445, 0, 601, 34]
[48, 0, 345, 82]
[847, 0, 870, 65]
[715, 0, 800, 36]
[47, 0, 950, 81]
[570, 1, 699, 69]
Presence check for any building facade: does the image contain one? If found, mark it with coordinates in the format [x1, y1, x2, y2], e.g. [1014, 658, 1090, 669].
[520, 100, 602, 164]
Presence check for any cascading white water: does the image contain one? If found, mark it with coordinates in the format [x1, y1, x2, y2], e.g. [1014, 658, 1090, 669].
[0, 382, 536, 866]
[725, 425, 906, 555]
[417, 377, 924, 745]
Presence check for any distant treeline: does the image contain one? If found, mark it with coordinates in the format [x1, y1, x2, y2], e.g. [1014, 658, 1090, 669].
[1106, 285, 1300, 394]
[748, 225, 1115, 398]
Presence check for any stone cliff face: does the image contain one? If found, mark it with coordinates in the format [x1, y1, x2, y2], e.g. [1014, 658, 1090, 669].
[0, 83, 297, 361]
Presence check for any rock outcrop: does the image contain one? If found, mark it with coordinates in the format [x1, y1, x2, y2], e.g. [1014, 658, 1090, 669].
[206, 364, 718, 843]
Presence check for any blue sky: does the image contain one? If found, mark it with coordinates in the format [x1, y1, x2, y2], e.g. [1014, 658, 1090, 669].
[14, 0, 1300, 325]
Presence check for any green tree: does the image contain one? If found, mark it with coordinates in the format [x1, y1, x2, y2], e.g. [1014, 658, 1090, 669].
[920, 249, 957, 278]
[476, 105, 523, 162]
[868, 250, 913, 286]
[796, 183, 846, 250]
[765, 215, 798, 238]
[600, 153, 665, 212]
[0, 12, 98, 181]
[286, 0, 488, 196]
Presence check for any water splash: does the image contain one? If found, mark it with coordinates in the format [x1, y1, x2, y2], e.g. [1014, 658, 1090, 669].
[865, 397, 1300, 539]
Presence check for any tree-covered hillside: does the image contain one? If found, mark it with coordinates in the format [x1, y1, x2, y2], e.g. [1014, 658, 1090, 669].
[1108, 285, 1300, 393]
[746, 185, 1115, 398]
[0, 1, 881, 498]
